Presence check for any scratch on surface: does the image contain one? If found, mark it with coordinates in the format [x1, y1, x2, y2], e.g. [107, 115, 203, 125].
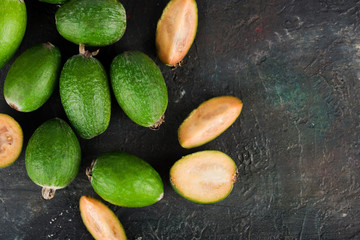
[294, 121, 304, 205]
[299, 208, 308, 240]
[146, 221, 161, 240]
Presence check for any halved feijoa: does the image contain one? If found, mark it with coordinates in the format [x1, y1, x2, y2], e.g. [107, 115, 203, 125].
[156, 0, 198, 66]
[25, 118, 81, 200]
[60, 46, 111, 139]
[0, 0, 27, 69]
[110, 51, 168, 129]
[170, 150, 237, 204]
[80, 196, 127, 240]
[178, 96, 243, 148]
[4, 43, 61, 112]
[0, 114, 23, 168]
[55, 0, 126, 46]
[87, 152, 164, 207]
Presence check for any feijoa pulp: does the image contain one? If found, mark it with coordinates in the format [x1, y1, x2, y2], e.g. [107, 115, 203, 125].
[80, 196, 127, 240]
[178, 96, 243, 148]
[156, 0, 198, 66]
[170, 150, 237, 204]
[0, 114, 23, 168]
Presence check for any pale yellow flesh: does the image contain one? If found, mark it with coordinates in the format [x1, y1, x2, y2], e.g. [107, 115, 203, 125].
[80, 196, 127, 240]
[0, 114, 23, 168]
[178, 96, 243, 148]
[170, 151, 237, 203]
[156, 0, 198, 66]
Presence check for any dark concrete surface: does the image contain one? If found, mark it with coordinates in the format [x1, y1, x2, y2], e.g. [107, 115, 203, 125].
[0, 0, 360, 239]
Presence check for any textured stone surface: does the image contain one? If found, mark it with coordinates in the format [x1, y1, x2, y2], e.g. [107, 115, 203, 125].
[0, 0, 360, 239]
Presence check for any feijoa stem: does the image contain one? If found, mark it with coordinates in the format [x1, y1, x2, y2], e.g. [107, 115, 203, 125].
[149, 114, 165, 130]
[43, 42, 55, 50]
[42, 187, 56, 200]
[86, 160, 96, 181]
[79, 44, 99, 58]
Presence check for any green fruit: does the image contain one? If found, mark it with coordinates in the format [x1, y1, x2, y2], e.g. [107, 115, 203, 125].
[4, 43, 61, 112]
[59, 48, 111, 139]
[0, 0, 27, 69]
[25, 118, 81, 200]
[87, 152, 164, 207]
[55, 0, 126, 46]
[110, 51, 168, 128]
[170, 150, 237, 204]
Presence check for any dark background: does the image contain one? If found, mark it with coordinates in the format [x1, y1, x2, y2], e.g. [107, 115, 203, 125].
[1, 0, 360, 239]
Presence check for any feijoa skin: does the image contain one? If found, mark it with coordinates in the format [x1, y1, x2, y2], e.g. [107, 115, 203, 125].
[0, 0, 27, 69]
[87, 152, 164, 207]
[110, 51, 168, 128]
[178, 96, 243, 148]
[55, 0, 126, 46]
[170, 150, 237, 204]
[25, 118, 81, 200]
[4, 43, 61, 112]
[59, 48, 111, 139]
[156, 0, 198, 66]
[0, 114, 23, 169]
[80, 196, 127, 240]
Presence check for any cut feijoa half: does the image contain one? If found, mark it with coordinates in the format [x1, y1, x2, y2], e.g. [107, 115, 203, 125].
[170, 150, 237, 204]
[178, 96, 243, 148]
[60, 45, 111, 139]
[55, 0, 126, 46]
[80, 196, 127, 240]
[156, 0, 198, 66]
[110, 51, 168, 129]
[0, 114, 23, 168]
[4, 43, 61, 112]
[0, 0, 27, 69]
[87, 152, 164, 207]
[25, 118, 81, 200]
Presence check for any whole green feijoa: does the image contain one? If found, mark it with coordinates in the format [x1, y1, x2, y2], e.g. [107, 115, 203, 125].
[55, 0, 126, 46]
[0, 0, 27, 69]
[59, 47, 111, 139]
[4, 43, 61, 112]
[87, 152, 164, 207]
[25, 118, 81, 200]
[110, 51, 168, 128]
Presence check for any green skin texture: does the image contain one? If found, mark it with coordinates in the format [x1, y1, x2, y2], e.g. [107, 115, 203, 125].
[60, 54, 111, 139]
[55, 0, 126, 46]
[110, 51, 168, 127]
[170, 150, 237, 204]
[91, 152, 164, 207]
[0, 0, 27, 69]
[4, 43, 61, 112]
[25, 118, 81, 189]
